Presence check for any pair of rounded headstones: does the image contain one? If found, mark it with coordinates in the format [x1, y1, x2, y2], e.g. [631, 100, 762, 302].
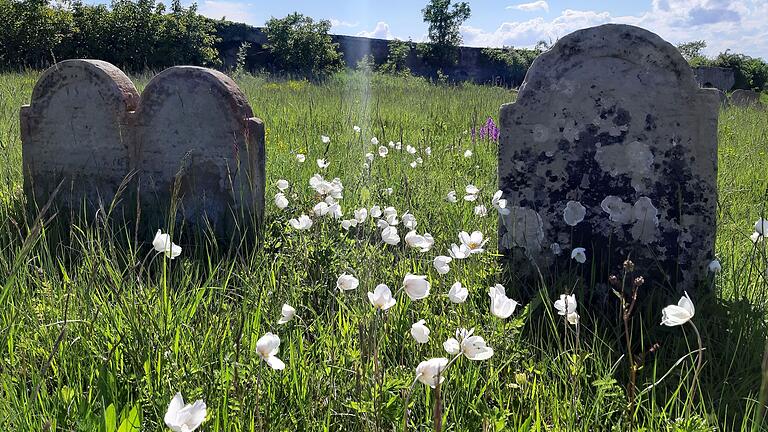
[20, 59, 265, 239]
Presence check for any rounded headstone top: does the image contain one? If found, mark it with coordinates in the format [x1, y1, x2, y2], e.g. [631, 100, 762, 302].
[137, 66, 254, 120]
[517, 24, 698, 100]
[30, 59, 139, 113]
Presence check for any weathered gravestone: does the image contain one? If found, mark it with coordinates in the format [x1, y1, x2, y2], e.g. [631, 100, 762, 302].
[498, 24, 719, 291]
[20, 60, 140, 213]
[21, 60, 265, 240]
[134, 66, 265, 238]
[730, 89, 763, 108]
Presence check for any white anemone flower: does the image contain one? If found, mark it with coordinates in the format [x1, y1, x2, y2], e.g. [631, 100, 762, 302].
[708, 259, 721, 273]
[409, 161, 418, 168]
[443, 328, 493, 360]
[321, 135, 330, 143]
[571, 247, 587, 264]
[459, 231, 488, 254]
[492, 190, 510, 215]
[464, 185, 479, 201]
[371, 137, 380, 146]
[370, 205, 382, 218]
[341, 219, 357, 231]
[295, 153, 306, 163]
[164, 392, 206, 432]
[395, 141, 402, 150]
[378, 145, 389, 157]
[275, 179, 289, 191]
[402, 212, 417, 229]
[755, 218, 768, 236]
[353, 125, 361, 133]
[661, 292, 695, 327]
[406, 144, 417, 154]
[410, 319, 430, 343]
[388, 140, 395, 148]
[415, 357, 449, 388]
[278, 303, 296, 324]
[368, 284, 396, 310]
[433, 255, 452, 275]
[256, 332, 285, 370]
[449, 243, 471, 259]
[289, 214, 313, 230]
[336, 273, 359, 291]
[489, 284, 518, 319]
[403, 273, 430, 300]
[354, 208, 368, 223]
[313, 201, 330, 216]
[381, 226, 400, 245]
[274, 193, 289, 209]
[424, 147, 432, 155]
[365, 152, 374, 162]
[448, 281, 468, 303]
[153, 229, 182, 259]
[464, 149, 473, 158]
[383, 187, 394, 196]
[554, 294, 577, 316]
[446, 191, 458, 203]
[567, 312, 580, 325]
[405, 231, 433, 252]
[317, 158, 330, 169]
[474, 204, 488, 217]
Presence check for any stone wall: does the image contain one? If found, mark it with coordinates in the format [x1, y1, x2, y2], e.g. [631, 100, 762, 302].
[692, 66, 735, 92]
[215, 22, 527, 86]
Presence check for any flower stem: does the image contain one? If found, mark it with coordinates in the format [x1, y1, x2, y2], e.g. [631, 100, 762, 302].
[686, 320, 704, 416]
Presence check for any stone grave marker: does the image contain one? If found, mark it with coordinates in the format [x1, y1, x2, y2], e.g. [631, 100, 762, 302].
[730, 89, 763, 108]
[20, 59, 139, 213]
[21, 61, 265, 240]
[133, 66, 265, 239]
[498, 24, 720, 290]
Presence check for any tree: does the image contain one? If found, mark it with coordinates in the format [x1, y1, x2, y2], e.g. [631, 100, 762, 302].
[420, 0, 470, 65]
[677, 40, 709, 65]
[263, 12, 343, 77]
[380, 39, 412, 75]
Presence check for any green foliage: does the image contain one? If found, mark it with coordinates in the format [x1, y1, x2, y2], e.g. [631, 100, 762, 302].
[1, 70, 768, 430]
[263, 12, 343, 78]
[233, 41, 251, 76]
[380, 39, 412, 75]
[0, 0, 220, 71]
[481, 46, 540, 81]
[711, 50, 768, 91]
[420, 0, 471, 66]
[356, 54, 375, 73]
[677, 40, 708, 63]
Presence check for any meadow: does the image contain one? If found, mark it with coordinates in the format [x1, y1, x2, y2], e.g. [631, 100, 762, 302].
[0, 70, 767, 431]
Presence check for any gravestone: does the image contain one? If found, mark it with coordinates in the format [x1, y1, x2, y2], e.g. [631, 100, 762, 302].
[133, 66, 265, 239]
[730, 89, 763, 108]
[21, 60, 265, 240]
[20, 59, 139, 213]
[498, 24, 719, 291]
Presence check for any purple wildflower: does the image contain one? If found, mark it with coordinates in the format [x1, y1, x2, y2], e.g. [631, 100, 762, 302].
[476, 117, 499, 142]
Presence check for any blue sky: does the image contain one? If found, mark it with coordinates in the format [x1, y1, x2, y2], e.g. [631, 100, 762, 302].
[142, 0, 768, 58]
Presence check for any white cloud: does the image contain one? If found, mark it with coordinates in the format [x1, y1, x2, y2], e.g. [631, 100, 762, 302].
[330, 18, 359, 29]
[198, 1, 258, 25]
[463, 0, 768, 59]
[357, 22, 394, 40]
[507, 1, 549, 13]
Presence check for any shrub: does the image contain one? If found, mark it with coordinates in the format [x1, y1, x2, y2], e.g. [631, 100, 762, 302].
[420, 0, 470, 66]
[263, 12, 343, 78]
[0, 0, 220, 71]
[380, 39, 412, 75]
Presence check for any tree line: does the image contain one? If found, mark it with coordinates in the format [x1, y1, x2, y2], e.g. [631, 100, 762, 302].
[1, 0, 766, 92]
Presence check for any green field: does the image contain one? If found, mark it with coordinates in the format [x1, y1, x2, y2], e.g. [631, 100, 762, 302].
[0, 71, 767, 431]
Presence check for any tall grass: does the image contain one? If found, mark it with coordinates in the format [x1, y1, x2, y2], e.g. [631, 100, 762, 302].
[0, 70, 766, 431]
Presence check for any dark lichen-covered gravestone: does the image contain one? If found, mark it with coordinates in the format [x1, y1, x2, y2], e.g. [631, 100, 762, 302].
[20, 60, 265, 241]
[498, 24, 720, 291]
